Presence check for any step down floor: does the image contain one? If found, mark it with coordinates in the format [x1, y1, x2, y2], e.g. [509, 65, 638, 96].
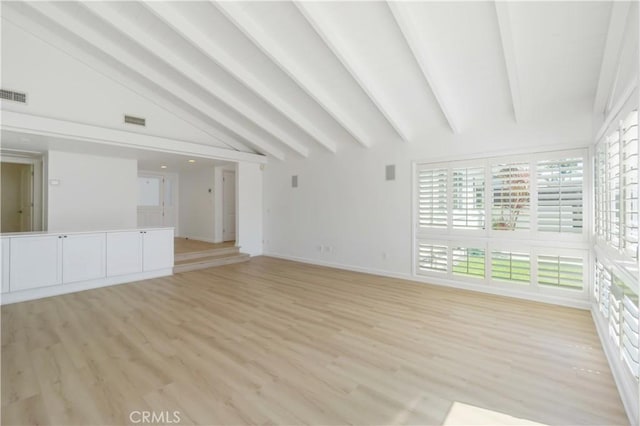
[174, 238, 250, 273]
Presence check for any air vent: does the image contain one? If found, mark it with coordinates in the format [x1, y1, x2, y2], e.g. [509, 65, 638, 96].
[0, 89, 27, 103]
[124, 115, 146, 126]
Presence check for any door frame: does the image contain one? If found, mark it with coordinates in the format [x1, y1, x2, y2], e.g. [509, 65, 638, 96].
[0, 154, 44, 232]
[214, 164, 237, 243]
[222, 169, 236, 242]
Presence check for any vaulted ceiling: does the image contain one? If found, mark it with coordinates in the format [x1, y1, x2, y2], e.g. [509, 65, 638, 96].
[1, 1, 615, 161]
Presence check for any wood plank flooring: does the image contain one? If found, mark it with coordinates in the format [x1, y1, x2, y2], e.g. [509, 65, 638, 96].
[1, 256, 629, 425]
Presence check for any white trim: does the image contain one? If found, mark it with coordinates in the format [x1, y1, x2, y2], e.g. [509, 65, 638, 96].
[596, 84, 638, 142]
[264, 252, 590, 310]
[413, 143, 590, 167]
[592, 307, 639, 425]
[0, 268, 172, 305]
[1, 111, 267, 164]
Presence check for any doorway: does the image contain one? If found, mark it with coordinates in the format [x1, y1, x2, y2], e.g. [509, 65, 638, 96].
[1, 162, 33, 232]
[222, 170, 236, 242]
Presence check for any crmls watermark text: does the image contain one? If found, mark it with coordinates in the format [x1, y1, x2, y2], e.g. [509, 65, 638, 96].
[129, 410, 181, 424]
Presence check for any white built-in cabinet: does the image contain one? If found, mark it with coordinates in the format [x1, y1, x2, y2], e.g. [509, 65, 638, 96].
[1, 228, 174, 304]
[106, 230, 174, 276]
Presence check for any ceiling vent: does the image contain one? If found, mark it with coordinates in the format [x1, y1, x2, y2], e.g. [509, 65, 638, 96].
[0, 89, 27, 103]
[124, 115, 146, 126]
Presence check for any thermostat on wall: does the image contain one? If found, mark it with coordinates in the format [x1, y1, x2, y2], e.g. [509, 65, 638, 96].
[49, 179, 60, 186]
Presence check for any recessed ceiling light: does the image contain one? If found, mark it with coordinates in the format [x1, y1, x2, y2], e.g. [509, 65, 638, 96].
[160, 165, 167, 169]
[188, 159, 196, 163]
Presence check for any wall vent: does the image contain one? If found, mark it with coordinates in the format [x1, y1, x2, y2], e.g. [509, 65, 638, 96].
[124, 115, 146, 126]
[0, 89, 27, 103]
[386, 164, 396, 181]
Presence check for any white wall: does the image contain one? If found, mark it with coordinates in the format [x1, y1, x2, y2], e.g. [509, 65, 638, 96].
[47, 150, 137, 231]
[263, 114, 591, 276]
[178, 167, 215, 242]
[0, 18, 228, 148]
[237, 161, 263, 256]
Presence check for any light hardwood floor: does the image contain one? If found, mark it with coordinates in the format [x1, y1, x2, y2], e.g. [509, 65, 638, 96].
[1, 257, 629, 425]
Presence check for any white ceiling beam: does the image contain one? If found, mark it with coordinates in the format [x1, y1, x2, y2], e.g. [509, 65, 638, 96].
[494, 1, 523, 123]
[294, 1, 410, 143]
[144, 2, 337, 154]
[2, 111, 267, 164]
[387, 2, 460, 134]
[593, 1, 632, 119]
[212, 1, 373, 148]
[23, 2, 285, 161]
[1, 2, 252, 155]
[83, 2, 308, 158]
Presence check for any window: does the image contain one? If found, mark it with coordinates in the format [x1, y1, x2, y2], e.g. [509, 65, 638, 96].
[621, 110, 639, 259]
[622, 292, 639, 378]
[595, 144, 607, 238]
[594, 257, 639, 380]
[537, 158, 583, 233]
[452, 167, 485, 230]
[415, 150, 586, 294]
[492, 163, 530, 231]
[608, 131, 621, 248]
[492, 251, 530, 283]
[417, 168, 447, 229]
[537, 255, 583, 289]
[417, 243, 448, 274]
[452, 247, 485, 278]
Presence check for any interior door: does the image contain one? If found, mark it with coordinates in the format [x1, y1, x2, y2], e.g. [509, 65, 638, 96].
[137, 174, 175, 228]
[19, 164, 33, 232]
[222, 170, 236, 242]
[137, 175, 164, 227]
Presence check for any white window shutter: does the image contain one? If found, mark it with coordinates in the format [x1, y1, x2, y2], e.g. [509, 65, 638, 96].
[452, 247, 485, 278]
[537, 158, 583, 233]
[417, 168, 448, 229]
[491, 163, 530, 231]
[452, 167, 485, 230]
[417, 243, 448, 274]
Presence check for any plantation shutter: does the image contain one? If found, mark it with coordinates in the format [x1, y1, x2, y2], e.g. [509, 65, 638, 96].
[609, 278, 623, 348]
[417, 168, 448, 229]
[452, 167, 485, 229]
[417, 243, 448, 274]
[607, 131, 621, 248]
[594, 259, 604, 302]
[492, 163, 530, 230]
[621, 110, 639, 259]
[537, 255, 583, 289]
[537, 158, 583, 233]
[452, 247, 485, 278]
[622, 292, 639, 378]
[491, 251, 530, 283]
[595, 144, 607, 237]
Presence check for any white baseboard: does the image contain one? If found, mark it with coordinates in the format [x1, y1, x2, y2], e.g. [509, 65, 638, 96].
[591, 307, 639, 425]
[0, 269, 173, 305]
[264, 252, 413, 281]
[264, 252, 590, 310]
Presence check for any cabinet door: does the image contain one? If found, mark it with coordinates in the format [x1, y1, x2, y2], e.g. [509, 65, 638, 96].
[106, 232, 143, 276]
[62, 234, 106, 284]
[143, 229, 174, 271]
[10, 235, 62, 291]
[2, 238, 10, 293]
